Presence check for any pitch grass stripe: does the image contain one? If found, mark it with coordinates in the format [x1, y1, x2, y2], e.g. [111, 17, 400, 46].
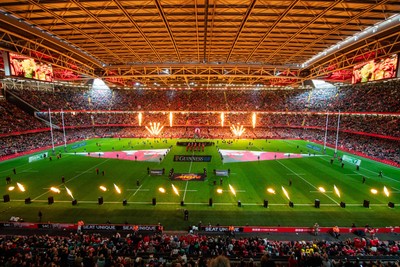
[33, 159, 111, 201]
[182, 181, 189, 201]
[126, 188, 149, 191]
[0, 150, 74, 174]
[183, 150, 196, 201]
[285, 140, 399, 183]
[127, 184, 144, 200]
[276, 160, 340, 205]
[9, 199, 396, 207]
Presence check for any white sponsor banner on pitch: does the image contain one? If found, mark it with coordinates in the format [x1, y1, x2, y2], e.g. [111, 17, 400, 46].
[342, 155, 361, 166]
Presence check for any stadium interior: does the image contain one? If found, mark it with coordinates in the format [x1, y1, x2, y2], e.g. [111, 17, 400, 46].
[0, 1, 400, 266]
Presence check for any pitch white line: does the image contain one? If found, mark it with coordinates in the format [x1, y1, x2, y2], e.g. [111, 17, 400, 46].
[182, 181, 189, 201]
[285, 140, 399, 183]
[126, 188, 149, 191]
[33, 159, 111, 201]
[276, 160, 340, 205]
[128, 184, 144, 199]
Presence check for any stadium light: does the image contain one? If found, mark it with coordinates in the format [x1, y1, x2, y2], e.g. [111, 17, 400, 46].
[99, 185, 107, 191]
[333, 185, 341, 198]
[171, 184, 179, 196]
[16, 182, 26, 192]
[229, 184, 236, 196]
[50, 187, 61, 193]
[114, 184, 122, 194]
[267, 188, 275, 194]
[281, 186, 290, 200]
[383, 186, 390, 197]
[65, 186, 74, 199]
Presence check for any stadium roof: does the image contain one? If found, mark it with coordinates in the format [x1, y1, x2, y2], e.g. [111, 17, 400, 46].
[1, 0, 400, 88]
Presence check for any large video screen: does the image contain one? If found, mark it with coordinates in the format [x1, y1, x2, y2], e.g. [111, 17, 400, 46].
[9, 52, 53, 82]
[352, 54, 398, 84]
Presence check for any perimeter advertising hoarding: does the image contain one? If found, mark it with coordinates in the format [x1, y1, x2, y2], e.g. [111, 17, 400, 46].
[352, 54, 398, 84]
[9, 52, 54, 82]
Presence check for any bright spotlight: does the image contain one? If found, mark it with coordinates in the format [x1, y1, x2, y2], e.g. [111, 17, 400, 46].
[217, 188, 223, 194]
[383, 186, 390, 197]
[318, 187, 326, 193]
[333, 185, 341, 198]
[281, 186, 290, 200]
[8, 186, 15, 191]
[65, 186, 74, 199]
[159, 187, 166, 193]
[229, 184, 236, 196]
[370, 188, 378, 194]
[16, 182, 26, 192]
[267, 188, 275, 194]
[99, 186, 107, 191]
[114, 184, 121, 194]
[171, 184, 179, 196]
[50, 187, 61, 193]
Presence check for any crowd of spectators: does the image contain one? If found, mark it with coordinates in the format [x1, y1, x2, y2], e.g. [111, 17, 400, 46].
[0, 100, 45, 134]
[1, 126, 399, 164]
[0, 231, 399, 267]
[5, 79, 400, 113]
[1, 78, 399, 163]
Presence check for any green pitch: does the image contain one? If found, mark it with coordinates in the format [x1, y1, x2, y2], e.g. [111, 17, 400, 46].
[0, 138, 399, 230]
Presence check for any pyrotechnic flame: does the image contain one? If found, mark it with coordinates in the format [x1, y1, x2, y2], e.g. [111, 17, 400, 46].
[252, 113, 256, 128]
[383, 186, 390, 197]
[114, 184, 121, 194]
[334, 185, 340, 198]
[17, 182, 25, 192]
[229, 184, 236, 196]
[217, 188, 223, 194]
[99, 186, 107, 191]
[267, 188, 275, 194]
[50, 187, 61, 193]
[65, 186, 74, 199]
[171, 184, 179, 196]
[221, 112, 224, 127]
[230, 124, 246, 137]
[318, 187, 326, 193]
[281, 186, 290, 200]
[370, 188, 378, 194]
[145, 122, 164, 136]
[8, 186, 15, 191]
[138, 113, 142, 126]
[159, 187, 165, 193]
[169, 112, 173, 127]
